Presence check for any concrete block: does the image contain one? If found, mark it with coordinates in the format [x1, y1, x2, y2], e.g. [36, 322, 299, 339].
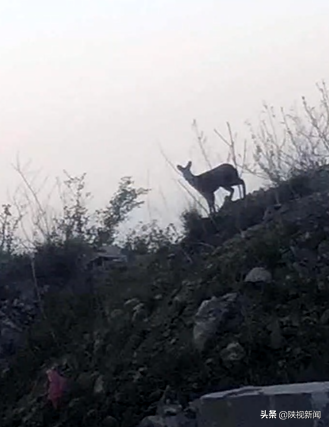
[198, 382, 329, 426]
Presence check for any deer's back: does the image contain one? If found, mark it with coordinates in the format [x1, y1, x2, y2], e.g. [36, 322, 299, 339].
[196, 163, 240, 193]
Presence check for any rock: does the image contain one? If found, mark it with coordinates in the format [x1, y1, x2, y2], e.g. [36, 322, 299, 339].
[94, 374, 105, 395]
[320, 309, 329, 325]
[292, 262, 310, 278]
[110, 309, 124, 320]
[184, 399, 200, 419]
[244, 267, 272, 283]
[318, 240, 329, 260]
[124, 298, 141, 309]
[149, 389, 164, 402]
[67, 397, 83, 410]
[193, 293, 242, 351]
[138, 413, 197, 427]
[132, 303, 147, 323]
[102, 415, 119, 426]
[172, 293, 187, 312]
[289, 246, 318, 270]
[132, 367, 147, 383]
[93, 331, 105, 355]
[138, 415, 166, 427]
[220, 342, 245, 366]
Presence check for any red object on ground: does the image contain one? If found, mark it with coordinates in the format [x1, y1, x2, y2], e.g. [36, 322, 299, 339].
[46, 368, 68, 409]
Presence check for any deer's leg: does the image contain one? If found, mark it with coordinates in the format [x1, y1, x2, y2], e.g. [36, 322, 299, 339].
[236, 185, 241, 199]
[223, 186, 234, 201]
[241, 179, 246, 198]
[204, 192, 215, 215]
[237, 178, 246, 199]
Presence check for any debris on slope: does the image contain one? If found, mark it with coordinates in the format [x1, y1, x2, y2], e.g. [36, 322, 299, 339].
[1, 168, 329, 426]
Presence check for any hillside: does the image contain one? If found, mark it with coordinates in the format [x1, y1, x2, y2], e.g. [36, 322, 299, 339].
[1, 166, 329, 426]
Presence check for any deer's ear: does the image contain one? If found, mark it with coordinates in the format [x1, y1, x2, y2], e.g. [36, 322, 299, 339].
[187, 161, 192, 169]
[177, 164, 183, 172]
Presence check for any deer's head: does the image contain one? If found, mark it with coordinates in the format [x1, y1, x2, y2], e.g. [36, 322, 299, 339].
[177, 161, 194, 184]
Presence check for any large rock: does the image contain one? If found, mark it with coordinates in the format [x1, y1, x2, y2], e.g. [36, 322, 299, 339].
[197, 382, 329, 426]
[244, 267, 272, 284]
[193, 293, 244, 351]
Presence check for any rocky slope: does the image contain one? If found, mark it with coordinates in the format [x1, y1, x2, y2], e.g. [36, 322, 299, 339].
[1, 167, 329, 426]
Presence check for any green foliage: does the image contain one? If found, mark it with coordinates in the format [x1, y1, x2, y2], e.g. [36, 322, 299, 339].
[0, 169, 153, 301]
[123, 220, 178, 254]
[30, 291, 96, 352]
[55, 172, 92, 241]
[96, 176, 149, 245]
[33, 237, 89, 282]
[180, 205, 203, 237]
[26, 173, 149, 285]
[0, 204, 20, 254]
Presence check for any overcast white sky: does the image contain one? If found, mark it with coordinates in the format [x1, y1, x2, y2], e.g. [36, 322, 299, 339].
[0, 0, 329, 237]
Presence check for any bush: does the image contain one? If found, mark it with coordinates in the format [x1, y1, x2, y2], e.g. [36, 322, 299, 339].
[249, 81, 329, 184]
[122, 220, 179, 255]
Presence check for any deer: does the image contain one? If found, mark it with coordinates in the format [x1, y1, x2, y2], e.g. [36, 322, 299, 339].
[177, 161, 246, 215]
